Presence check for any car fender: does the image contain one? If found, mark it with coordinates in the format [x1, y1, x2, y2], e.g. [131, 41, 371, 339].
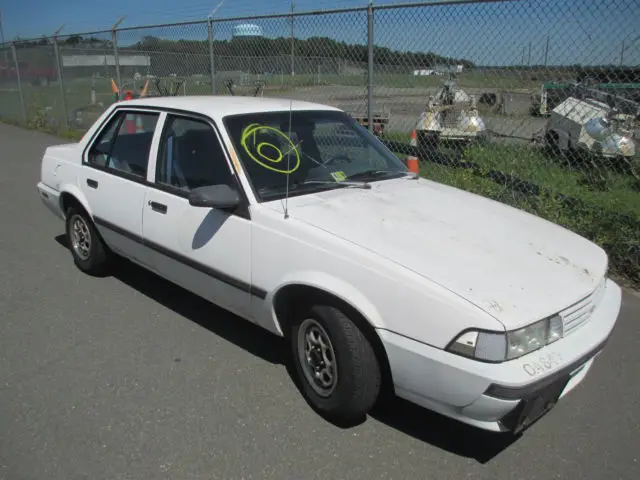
[58, 182, 93, 218]
[261, 270, 386, 337]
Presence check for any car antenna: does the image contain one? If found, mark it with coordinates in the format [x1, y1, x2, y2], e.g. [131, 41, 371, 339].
[284, 96, 293, 219]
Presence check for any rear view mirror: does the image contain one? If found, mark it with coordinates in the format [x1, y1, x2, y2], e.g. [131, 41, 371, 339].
[188, 184, 241, 210]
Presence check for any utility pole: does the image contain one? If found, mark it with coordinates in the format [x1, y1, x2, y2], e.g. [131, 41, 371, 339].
[544, 35, 549, 66]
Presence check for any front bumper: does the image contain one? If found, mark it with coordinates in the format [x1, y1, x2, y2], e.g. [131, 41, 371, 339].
[378, 278, 622, 433]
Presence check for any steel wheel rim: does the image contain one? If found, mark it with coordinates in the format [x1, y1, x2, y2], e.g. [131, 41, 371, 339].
[297, 318, 338, 397]
[70, 214, 91, 261]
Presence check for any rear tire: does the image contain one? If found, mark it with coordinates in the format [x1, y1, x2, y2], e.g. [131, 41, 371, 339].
[290, 302, 381, 424]
[65, 206, 112, 276]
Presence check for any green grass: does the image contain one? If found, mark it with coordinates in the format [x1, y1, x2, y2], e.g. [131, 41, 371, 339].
[459, 144, 640, 221]
[386, 132, 639, 221]
[0, 78, 116, 128]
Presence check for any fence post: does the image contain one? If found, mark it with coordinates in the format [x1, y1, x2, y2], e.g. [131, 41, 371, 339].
[112, 17, 125, 91]
[10, 42, 27, 124]
[52, 34, 69, 128]
[367, 2, 374, 133]
[112, 30, 121, 90]
[208, 18, 216, 94]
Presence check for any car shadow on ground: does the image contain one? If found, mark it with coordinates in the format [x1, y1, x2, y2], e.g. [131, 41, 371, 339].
[368, 399, 520, 464]
[55, 234, 283, 364]
[55, 234, 520, 463]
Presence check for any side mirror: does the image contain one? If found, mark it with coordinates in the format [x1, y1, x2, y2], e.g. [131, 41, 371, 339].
[188, 184, 241, 210]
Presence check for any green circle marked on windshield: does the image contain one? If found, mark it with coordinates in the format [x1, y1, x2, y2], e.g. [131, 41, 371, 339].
[240, 123, 301, 174]
[257, 143, 282, 163]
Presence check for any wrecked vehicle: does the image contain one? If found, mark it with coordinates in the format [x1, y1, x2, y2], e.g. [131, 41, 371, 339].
[414, 78, 487, 146]
[543, 85, 639, 178]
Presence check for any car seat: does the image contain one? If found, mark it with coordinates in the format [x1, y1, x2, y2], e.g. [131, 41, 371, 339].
[176, 129, 229, 189]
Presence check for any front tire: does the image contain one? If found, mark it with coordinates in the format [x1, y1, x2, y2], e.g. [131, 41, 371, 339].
[65, 206, 111, 276]
[290, 302, 381, 424]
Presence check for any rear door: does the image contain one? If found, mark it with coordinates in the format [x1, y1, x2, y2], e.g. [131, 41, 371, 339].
[142, 112, 254, 319]
[80, 108, 161, 267]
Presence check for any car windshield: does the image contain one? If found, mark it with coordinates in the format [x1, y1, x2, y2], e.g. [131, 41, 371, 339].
[223, 109, 410, 201]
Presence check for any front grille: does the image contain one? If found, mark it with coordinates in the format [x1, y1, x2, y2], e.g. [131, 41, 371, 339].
[441, 106, 469, 128]
[560, 279, 606, 336]
[440, 109, 461, 128]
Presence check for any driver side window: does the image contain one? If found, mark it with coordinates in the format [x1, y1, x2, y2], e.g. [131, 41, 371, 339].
[155, 115, 234, 193]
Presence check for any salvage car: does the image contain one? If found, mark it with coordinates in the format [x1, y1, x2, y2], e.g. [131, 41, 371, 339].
[36, 95, 622, 434]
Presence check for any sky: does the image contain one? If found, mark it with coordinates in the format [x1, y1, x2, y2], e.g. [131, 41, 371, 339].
[1, 0, 639, 66]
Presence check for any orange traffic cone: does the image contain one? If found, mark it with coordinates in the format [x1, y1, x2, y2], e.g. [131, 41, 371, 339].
[406, 130, 419, 174]
[140, 79, 149, 97]
[111, 78, 120, 102]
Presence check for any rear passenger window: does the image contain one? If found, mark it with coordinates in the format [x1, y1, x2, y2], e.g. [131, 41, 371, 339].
[87, 110, 159, 179]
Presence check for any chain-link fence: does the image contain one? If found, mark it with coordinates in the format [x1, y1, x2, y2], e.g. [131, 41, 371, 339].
[0, 42, 26, 124]
[1, 0, 639, 285]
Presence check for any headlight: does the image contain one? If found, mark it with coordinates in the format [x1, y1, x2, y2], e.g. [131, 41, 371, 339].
[447, 315, 563, 362]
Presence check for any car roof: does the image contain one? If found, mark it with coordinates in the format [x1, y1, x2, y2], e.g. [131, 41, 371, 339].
[118, 95, 343, 121]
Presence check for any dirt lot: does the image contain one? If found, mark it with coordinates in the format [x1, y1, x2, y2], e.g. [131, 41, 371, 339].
[265, 84, 545, 143]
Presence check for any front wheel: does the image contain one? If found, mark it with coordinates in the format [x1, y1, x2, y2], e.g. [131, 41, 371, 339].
[290, 302, 381, 424]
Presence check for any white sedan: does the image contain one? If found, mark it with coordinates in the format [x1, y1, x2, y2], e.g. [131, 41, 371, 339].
[36, 95, 622, 434]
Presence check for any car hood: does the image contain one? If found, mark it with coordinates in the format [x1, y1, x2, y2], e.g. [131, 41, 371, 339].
[270, 176, 607, 329]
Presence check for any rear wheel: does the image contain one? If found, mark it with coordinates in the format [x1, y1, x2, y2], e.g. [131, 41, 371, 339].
[65, 206, 112, 276]
[290, 302, 381, 424]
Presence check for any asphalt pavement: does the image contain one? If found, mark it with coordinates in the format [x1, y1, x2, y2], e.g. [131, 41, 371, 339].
[1, 122, 638, 480]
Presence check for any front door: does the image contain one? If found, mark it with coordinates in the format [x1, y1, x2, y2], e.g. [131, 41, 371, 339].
[142, 113, 253, 319]
[80, 108, 161, 267]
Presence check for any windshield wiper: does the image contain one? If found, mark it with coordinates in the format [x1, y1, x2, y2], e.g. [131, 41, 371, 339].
[300, 179, 372, 190]
[259, 178, 371, 198]
[346, 169, 418, 181]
